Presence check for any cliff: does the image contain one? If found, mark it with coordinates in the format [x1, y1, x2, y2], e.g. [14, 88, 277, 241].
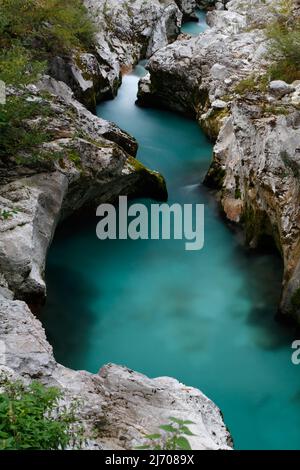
[49, 0, 194, 110]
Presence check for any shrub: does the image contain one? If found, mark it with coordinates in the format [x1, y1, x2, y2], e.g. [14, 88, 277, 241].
[0, 0, 96, 85]
[0, 47, 46, 86]
[0, 376, 84, 450]
[0, 0, 95, 55]
[0, 95, 53, 162]
[266, 12, 300, 82]
[234, 74, 269, 95]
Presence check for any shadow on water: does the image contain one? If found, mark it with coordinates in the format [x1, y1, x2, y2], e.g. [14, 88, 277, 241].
[43, 214, 102, 369]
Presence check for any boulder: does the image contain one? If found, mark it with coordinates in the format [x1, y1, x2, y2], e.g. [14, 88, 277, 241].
[269, 80, 295, 98]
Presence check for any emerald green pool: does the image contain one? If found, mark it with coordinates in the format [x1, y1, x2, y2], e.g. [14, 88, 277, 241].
[43, 32, 300, 451]
[181, 9, 208, 35]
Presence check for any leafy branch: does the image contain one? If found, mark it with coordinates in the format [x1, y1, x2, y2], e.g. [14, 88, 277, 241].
[136, 417, 195, 450]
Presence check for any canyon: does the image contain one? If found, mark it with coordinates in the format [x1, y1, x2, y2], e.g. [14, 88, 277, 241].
[137, 0, 300, 321]
[1, 0, 300, 450]
[0, 0, 233, 450]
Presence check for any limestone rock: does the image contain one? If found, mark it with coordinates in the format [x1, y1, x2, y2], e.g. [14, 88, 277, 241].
[269, 80, 295, 98]
[46, 0, 191, 108]
[211, 99, 228, 109]
[0, 81, 167, 305]
[0, 0, 232, 450]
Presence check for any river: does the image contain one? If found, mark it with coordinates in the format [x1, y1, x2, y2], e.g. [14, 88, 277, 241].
[42, 11, 300, 450]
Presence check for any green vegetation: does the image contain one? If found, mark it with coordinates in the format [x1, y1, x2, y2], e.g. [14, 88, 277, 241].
[234, 74, 269, 95]
[0, 0, 95, 85]
[266, 1, 300, 82]
[0, 95, 54, 163]
[262, 104, 290, 116]
[0, 1, 95, 164]
[0, 208, 18, 220]
[0, 94, 84, 166]
[0, 376, 84, 450]
[137, 417, 194, 450]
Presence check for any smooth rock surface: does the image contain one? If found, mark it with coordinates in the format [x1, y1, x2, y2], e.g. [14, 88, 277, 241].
[269, 80, 295, 98]
[0, 81, 167, 304]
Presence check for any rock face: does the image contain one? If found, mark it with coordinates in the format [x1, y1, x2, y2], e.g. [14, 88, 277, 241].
[0, 79, 166, 307]
[0, 77, 233, 448]
[137, 0, 300, 321]
[175, 0, 198, 20]
[49, 0, 199, 109]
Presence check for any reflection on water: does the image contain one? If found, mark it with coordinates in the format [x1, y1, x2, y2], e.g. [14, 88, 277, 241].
[43, 62, 300, 450]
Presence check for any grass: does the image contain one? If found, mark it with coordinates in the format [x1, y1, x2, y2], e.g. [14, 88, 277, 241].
[0, 95, 54, 163]
[234, 74, 269, 95]
[266, 3, 300, 83]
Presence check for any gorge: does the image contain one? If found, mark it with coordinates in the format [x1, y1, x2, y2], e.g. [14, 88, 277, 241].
[1, 0, 300, 451]
[43, 55, 300, 450]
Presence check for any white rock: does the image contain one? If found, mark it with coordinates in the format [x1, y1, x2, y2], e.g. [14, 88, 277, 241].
[210, 63, 228, 80]
[269, 80, 295, 97]
[212, 99, 228, 109]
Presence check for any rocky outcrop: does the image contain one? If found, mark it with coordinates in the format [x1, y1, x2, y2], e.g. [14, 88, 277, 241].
[197, 0, 229, 10]
[175, 0, 198, 20]
[0, 294, 232, 449]
[137, 0, 300, 321]
[49, 0, 199, 110]
[0, 79, 167, 307]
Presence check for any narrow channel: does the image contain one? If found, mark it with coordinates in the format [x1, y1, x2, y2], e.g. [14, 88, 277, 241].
[42, 12, 300, 450]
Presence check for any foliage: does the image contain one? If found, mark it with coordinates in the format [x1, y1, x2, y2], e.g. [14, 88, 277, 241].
[262, 104, 290, 116]
[0, 95, 54, 162]
[0, 47, 45, 87]
[136, 417, 194, 450]
[0, 376, 84, 450]
[0, 209, 18, 221]
[266, 9, 300, 82]
[0, 0, 96, 85]
[234, 74, 269, 95]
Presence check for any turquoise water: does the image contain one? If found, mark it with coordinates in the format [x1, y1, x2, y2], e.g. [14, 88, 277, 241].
[181, 9, 208, 35]
[42, 63, 300, 449]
